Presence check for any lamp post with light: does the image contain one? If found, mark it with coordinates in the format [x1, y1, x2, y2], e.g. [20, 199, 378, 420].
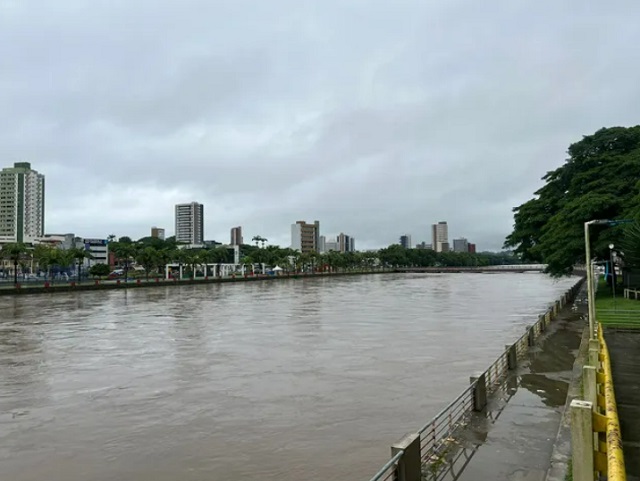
[609, 243, 616, 304]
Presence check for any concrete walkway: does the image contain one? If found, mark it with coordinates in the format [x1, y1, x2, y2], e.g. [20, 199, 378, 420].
[604, 329, 640, 479]
[451, 300, 587, 481]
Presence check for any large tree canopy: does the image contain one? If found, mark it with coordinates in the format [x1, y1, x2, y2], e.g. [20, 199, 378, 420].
[505, 126, 640, 276]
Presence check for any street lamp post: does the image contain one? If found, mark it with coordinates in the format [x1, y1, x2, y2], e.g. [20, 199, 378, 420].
[609, 244, 616, 305]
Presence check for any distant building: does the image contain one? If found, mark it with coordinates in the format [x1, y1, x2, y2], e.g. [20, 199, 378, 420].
[151, 227, 165, 240]
[175, 202, 204, 244]
[324, 240, 339, 252]
[230, 226, 243, 246]
[79, 238, 109, 267]
[318, 235, 326, 253]
[431, 221, 449, 253]
[416, 242, 432, 250]
[338, 233, 355, 253]
[468, 243, 477, 254]
[400, 235, 412, 249]
[0, 162, 45, 244]
[39, 233, 76, 250]
[453, 238, 469, 253]
[291, 220, 320, 253]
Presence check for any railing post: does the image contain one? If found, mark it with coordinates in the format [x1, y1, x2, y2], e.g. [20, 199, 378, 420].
[539, 314, 546, 332]
[470, 373, 487, 411]
[505, 344, 517, 370]
[570, 400, 594, 481]
[527, 325, 536, 346]
[391, 433, 421, 481]
[583, 365, 597, 407]
[589, 348, 599, 368]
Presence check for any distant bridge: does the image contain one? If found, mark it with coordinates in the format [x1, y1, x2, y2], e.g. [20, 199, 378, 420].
[393, 264, 547, 274]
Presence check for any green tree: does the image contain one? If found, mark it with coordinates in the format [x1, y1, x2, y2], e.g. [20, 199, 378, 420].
[89, 263, 111, 278]
[136, 247, 159, 280]
[109, 242, 138, 282]
[68, 247, 93, 282]
[33, 244, 58, 280]
[1, 243, 28, 285]
[505, 126, 640, 276]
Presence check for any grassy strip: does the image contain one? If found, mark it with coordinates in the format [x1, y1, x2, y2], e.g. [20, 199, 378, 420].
[596, 277, 640, 327]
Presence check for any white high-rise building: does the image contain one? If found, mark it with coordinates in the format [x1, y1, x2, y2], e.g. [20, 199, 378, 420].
[0, 162, 45, 244]
[175, 202, 204, 244]
[431, 221, 449, 253]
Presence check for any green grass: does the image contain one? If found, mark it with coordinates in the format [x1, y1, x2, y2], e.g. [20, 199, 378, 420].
[565, 458, 573, 481]
[595, 278, 640, 328]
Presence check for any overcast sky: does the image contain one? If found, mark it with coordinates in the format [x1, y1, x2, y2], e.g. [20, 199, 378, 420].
[1, 1, 639, 250]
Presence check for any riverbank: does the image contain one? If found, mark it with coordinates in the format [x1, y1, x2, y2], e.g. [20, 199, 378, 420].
[457, 285, 587, 481]
[0, 269, 391, 296]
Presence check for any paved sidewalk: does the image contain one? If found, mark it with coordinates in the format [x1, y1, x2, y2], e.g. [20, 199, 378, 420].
[452, 300, 587, 481]
[605, 329, 640, 479]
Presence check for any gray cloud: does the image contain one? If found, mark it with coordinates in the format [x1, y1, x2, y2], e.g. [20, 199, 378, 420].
[1, 0, 640, 250]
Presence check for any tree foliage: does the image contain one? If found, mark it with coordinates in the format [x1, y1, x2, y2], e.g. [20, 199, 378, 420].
[504, 126, 640, 276]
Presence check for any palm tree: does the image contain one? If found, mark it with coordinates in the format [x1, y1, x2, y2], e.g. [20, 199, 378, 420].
[1, 243, 28, 285]
[241, 256, 254, 276]
[68, 247, 94, 282]
[136, 246, 159, 281]
[33, 244, 56, 280]
[109, 243, 138, 283]
[260, 237, 268, 249]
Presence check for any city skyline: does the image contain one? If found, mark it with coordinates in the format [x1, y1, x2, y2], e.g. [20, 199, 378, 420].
[0, 160, 488, 251]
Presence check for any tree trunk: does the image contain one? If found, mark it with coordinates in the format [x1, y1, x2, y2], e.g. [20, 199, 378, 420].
[13, 259, 18, 285]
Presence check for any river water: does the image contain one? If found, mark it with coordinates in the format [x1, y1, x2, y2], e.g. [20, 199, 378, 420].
[0, 273, 577, 481]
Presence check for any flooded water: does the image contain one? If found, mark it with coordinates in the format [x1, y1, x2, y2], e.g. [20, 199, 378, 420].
[0, 273, 577, 481]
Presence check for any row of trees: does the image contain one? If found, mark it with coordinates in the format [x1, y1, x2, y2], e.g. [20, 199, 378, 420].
[504, 126, 640, 276]
[1, 234, 523, 285]
[0, 243, 94, 284]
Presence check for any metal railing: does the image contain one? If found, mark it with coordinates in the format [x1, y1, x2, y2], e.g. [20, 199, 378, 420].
[418, 383, 475, 470]
[365, 278, 585, 481]
[570, 323, 626, 481]
[368, 450, 404, 481]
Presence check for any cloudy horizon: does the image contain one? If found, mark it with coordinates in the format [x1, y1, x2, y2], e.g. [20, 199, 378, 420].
[2, 1, 639, 250]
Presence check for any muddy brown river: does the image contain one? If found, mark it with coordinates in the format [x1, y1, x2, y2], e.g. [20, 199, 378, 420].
[0, 273, 577, 481]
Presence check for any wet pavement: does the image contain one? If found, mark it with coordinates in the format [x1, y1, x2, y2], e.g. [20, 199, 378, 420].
[455, 297, 586, 481]
[604, 329, 640, 479]
[0, 273, 578, 481]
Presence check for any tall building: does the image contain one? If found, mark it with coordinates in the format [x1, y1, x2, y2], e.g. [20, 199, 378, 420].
[291, 220, 320, 253]
[431, 221, 449, 253]
[151, 227, 165, 240]
[230, 226, 243, 246]
[0, 162, 45, 244]
[318, 235, 326, 253]
[453, 238, 469, 253]
[400, 235, 412, 249]
[468, 243, 477, 254]
[338, 233, 355, 252]
[175, 202, 204, 244]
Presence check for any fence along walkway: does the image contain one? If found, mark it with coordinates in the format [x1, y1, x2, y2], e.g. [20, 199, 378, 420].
[366, 279, 584, 481]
